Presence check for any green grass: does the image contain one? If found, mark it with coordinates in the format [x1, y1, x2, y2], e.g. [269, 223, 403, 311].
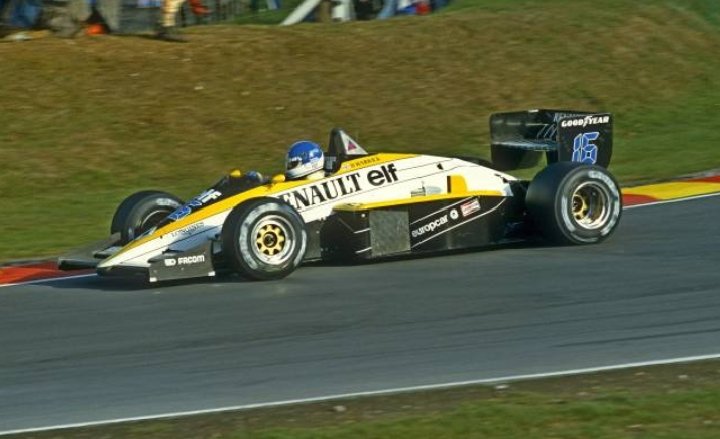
[1, 0, 720, 261]
[16, 360, 720, 439]
[256, 391, 720, 439]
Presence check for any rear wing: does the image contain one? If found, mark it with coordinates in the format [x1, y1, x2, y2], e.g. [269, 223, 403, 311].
[489, 109, 613, 170]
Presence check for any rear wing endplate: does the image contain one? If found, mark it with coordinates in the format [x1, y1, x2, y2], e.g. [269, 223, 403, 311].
[489, 109, 613, 170]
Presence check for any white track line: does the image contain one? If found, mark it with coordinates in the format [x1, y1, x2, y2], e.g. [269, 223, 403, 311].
[0, 273, 96, 289]
[2, 352, 720, 436]
[623, 191, 720, 209]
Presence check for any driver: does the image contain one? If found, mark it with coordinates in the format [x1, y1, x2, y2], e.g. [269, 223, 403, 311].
[285, 141, 325, 180]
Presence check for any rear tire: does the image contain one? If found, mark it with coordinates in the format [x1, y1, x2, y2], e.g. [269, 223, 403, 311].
[221, 197, 307, 280]
[526, 162, 622, 245]
[111, 191, 184, 244]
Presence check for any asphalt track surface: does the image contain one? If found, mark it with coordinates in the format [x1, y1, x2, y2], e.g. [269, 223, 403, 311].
[1, 196, 719, 433]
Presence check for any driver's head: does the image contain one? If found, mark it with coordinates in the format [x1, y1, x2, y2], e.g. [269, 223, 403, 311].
[285, 140, 324, 180]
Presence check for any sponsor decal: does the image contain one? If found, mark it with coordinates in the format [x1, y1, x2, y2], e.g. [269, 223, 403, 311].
[537, 112, 583, 139]
[411, 214, 448, 238]
[162, 254, 206, 267]
[560, 115, 610, 128]
[178, 255, 205, 265]
[347, 155, 381, 169]
[460, 198, 481, 217]
[410, 197, 492, 246]
[170, 222, 205, 238]
[194, 189, 222, 204]
[588, 170, 618, 193]
[280, 164, 399, 210]
[552, 112, 583, 122]
[572, 132, 600, 164]
[168, 190, 222, 221]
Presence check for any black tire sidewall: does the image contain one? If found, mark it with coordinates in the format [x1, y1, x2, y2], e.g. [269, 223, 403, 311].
[111, 191, 183, 244]
[222, 198, 307, 280]
[527, 163, 622, 245]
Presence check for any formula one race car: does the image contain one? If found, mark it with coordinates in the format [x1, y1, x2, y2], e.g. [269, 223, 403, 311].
[59, 109, 622, 282]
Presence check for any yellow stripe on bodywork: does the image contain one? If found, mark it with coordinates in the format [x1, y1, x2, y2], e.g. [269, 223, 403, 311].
[333, 190, 503, 212]
[623, 181, 720, 200]
[104, 153, 418, 262]
[447, 175, 469, 193]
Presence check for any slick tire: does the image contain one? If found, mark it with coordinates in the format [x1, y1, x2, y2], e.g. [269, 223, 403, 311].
[526, 162, 622, 245]
[111, 190, 184, 244]
[221, 197, 307, 281]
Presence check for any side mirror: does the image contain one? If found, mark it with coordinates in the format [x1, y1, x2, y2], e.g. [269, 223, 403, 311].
[229, 169, 242, 178]
[271, 174, 286, 184]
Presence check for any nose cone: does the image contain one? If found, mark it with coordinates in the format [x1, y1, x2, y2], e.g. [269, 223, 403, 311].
[96, 257, 113, 269]
[96, 236, 161, 270]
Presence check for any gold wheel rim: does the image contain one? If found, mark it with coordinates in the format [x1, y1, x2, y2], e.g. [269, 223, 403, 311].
[570, 182, 611, 229]
[255, 224, 287, 257]
[572, 193, 590, 222]
[248, 215, 296, 265]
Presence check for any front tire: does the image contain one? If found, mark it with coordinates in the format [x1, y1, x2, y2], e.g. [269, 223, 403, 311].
[111, 190, 184, 244]
[526, 162, 622, 245]
[221, 197, 307, 281]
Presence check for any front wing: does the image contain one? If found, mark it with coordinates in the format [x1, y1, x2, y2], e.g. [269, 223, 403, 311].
[59, 236, 217, 283]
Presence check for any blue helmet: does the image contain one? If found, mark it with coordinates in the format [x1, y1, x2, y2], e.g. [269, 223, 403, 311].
[285, 141, 324, 179]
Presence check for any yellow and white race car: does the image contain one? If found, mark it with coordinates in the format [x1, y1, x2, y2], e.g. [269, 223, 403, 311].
[59, 110, 622, 282]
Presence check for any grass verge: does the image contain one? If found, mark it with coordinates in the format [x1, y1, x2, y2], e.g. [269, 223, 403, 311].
[1, 0, 720, 260]
[10, 359, 720, 438]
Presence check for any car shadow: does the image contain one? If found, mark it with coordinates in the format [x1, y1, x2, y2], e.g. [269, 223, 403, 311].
[306, 239, 542, 268]
[42, 241, 549, 292]
[42, 271, 255, 292]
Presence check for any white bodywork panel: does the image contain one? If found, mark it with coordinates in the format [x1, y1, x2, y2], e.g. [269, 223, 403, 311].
[99, 156, 516, 269]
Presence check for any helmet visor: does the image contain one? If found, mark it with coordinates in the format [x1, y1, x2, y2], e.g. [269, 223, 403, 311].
[286, 156, 303, 170]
